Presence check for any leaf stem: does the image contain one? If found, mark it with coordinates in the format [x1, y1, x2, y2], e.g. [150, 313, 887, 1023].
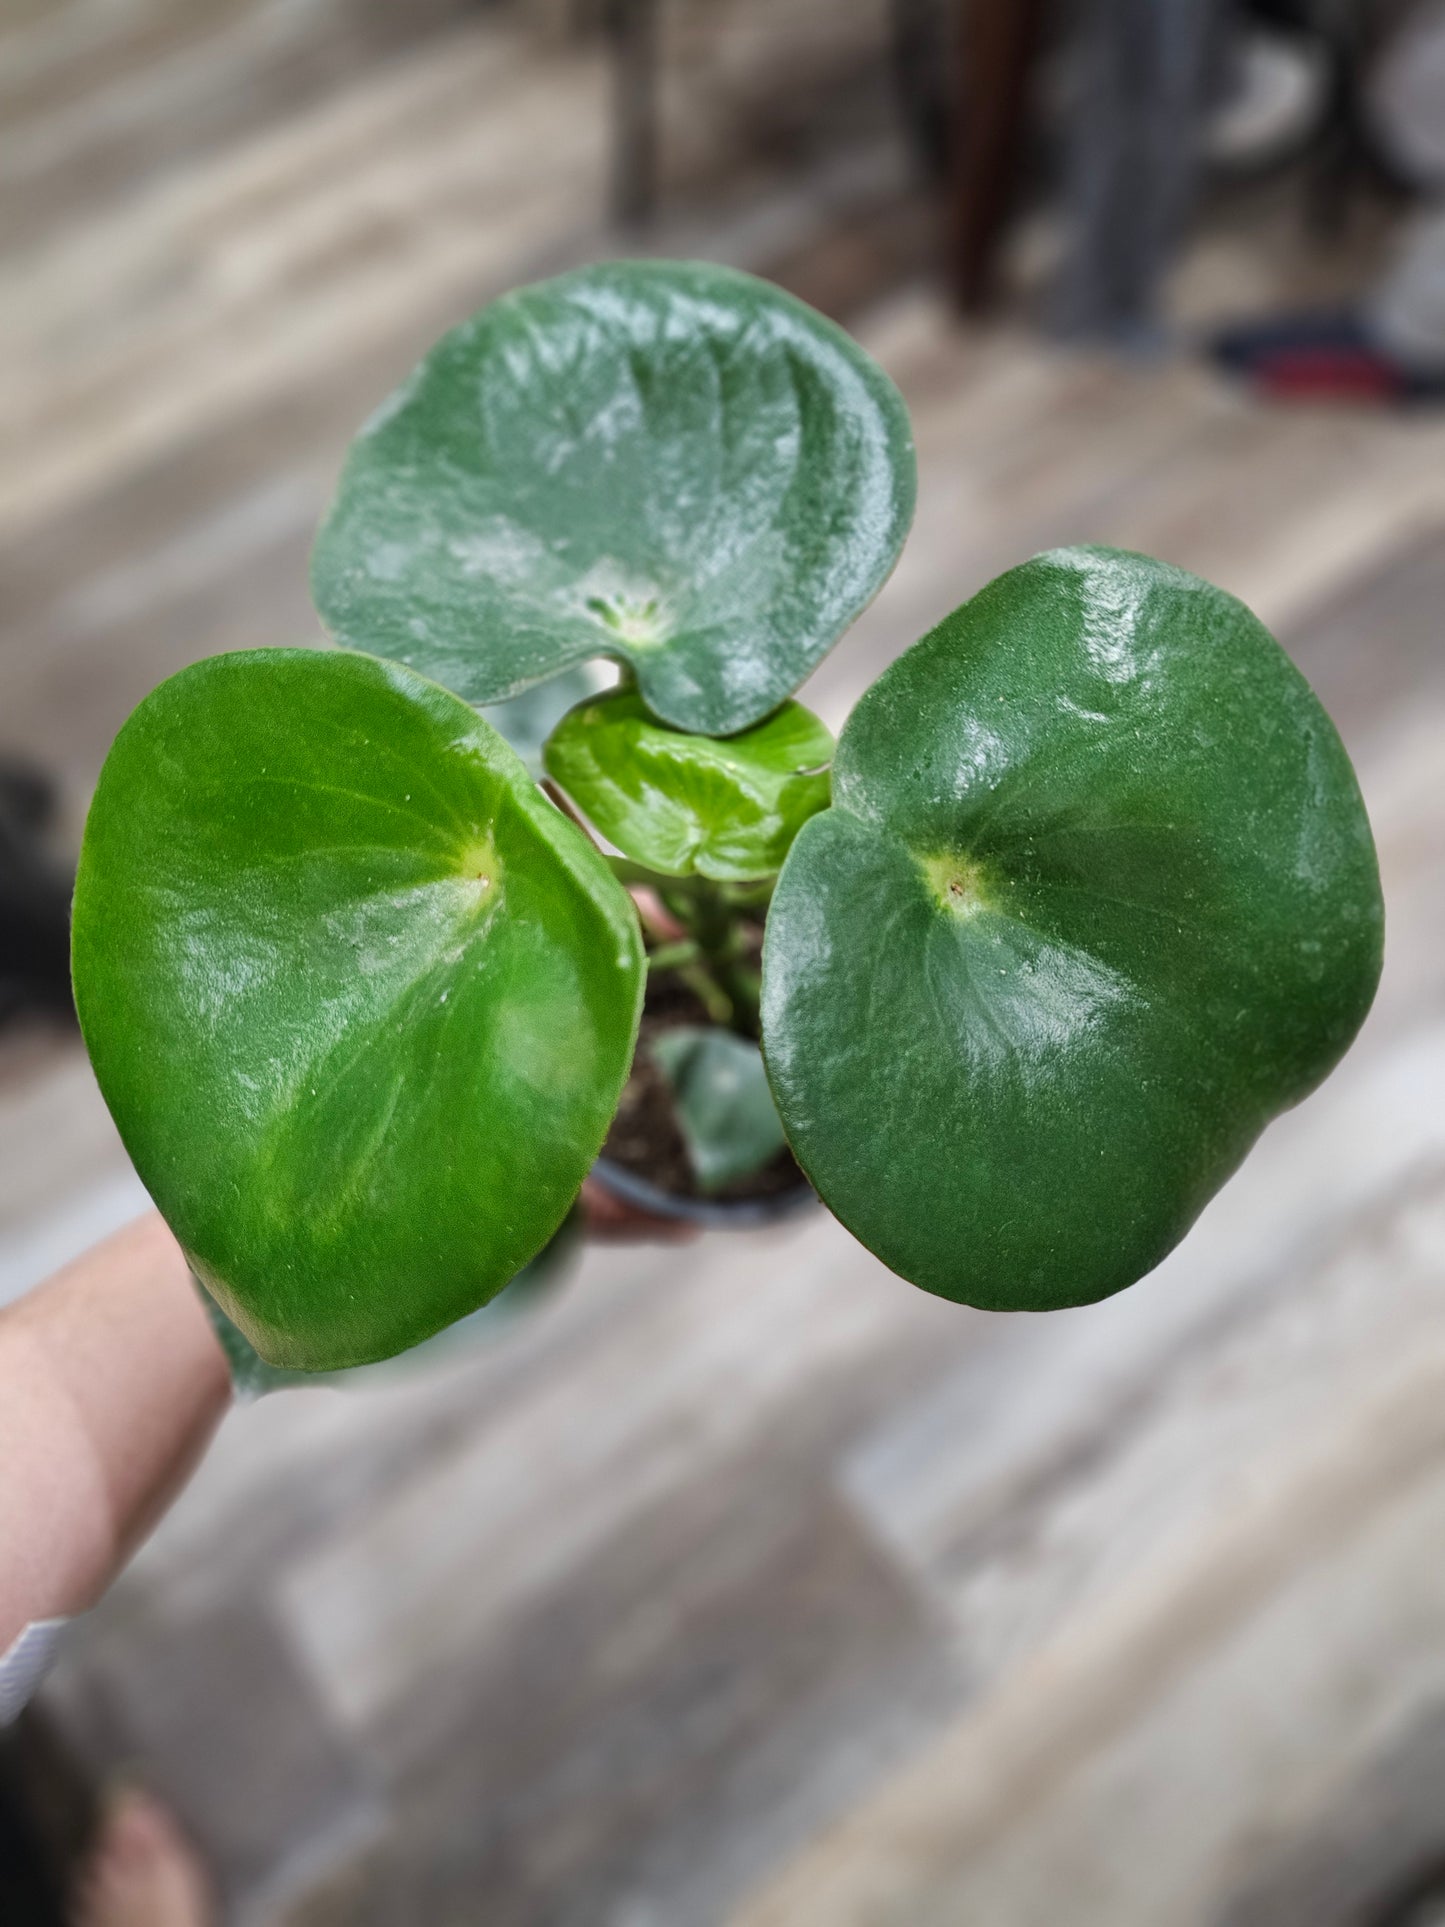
[646, 938, 701, 973]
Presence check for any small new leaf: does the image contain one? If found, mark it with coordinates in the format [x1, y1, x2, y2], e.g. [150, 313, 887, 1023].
[651, 1025, 788, 1192]
[545, 690, 833, 880]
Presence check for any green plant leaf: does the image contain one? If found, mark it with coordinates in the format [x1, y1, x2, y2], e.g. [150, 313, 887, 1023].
[651, 1025, 787, 1191]
[200, 1203, 583, 1397]
[544, 690, 832, 880]
[761, 547, 1383, 1312]
[310, 260, 916, 736]
[72, 649, 644, 1370]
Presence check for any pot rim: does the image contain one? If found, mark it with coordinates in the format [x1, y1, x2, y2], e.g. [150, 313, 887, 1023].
[590, 1155, 815, 1229]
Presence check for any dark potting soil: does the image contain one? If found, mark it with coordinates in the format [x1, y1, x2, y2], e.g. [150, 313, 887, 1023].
[600, 954, 806, 1206]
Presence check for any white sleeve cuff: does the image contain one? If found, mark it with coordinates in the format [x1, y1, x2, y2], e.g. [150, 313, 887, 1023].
[0, 1617, 69, 1725]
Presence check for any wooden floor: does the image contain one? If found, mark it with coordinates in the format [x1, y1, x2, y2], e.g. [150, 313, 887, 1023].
[5, 4, 1445, 1923]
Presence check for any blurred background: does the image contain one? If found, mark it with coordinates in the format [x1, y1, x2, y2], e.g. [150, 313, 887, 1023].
[3, 0, 1445, 1921]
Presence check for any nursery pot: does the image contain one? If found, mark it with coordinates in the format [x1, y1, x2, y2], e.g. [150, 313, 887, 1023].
[589, 1155, 815, 1230]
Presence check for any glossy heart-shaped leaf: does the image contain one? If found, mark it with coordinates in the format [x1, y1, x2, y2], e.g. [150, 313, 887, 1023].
[762, 547, 1383, 1312]
[72, 650, 644, 1370]
[650, 1025, 787, 1191]
[544, 689, 832, 880]
[310, 260, 916, 736]
[203, 1205, 582, 1397]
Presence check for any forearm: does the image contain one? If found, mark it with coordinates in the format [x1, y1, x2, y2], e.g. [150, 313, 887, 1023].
[0, 1212, 229, 1650]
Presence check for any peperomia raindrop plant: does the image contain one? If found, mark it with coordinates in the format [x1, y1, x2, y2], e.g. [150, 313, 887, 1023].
[71, 261, 1384, 1371]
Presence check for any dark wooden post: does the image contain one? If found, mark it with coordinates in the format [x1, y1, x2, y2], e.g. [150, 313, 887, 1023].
[947, 0, 1047, 313]
[608, 0, 660, 226]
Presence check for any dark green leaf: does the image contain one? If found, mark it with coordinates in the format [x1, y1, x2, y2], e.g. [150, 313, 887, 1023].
[762, 547, 1383, 1312]
[72, 650, 643, 1370]
[310, 260, 916, 736]
[651, 1025, 787, 1191]
[544, 689, 832, 880]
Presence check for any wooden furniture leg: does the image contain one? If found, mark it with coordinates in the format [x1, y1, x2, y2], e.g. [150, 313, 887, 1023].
[948, 0, 1048, 313]
[608, 0, 660, 226]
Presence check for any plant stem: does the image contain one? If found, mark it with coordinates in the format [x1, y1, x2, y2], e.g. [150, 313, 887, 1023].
[646, 938, 701, 973]
[657, 877, 763, 1036]
[678, 963, 735, 1026]
[615, 859, 773, 1035]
